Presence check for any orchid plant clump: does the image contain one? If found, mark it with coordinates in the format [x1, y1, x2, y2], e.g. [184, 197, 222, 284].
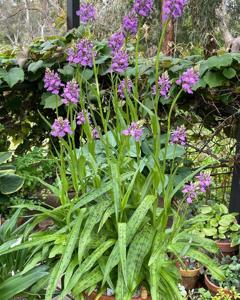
[0, 1, 225, 300]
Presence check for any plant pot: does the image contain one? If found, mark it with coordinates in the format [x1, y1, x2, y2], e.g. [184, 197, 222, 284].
[204, 274, 232, 296]
[204, 274, 220, 295]
[216, 240, 239, 256]
[85, 292, 151, 300]
[180, 268, 200, 290]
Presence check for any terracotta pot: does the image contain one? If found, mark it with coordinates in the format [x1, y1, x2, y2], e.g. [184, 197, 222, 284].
[216, 240, 239, 256]
[204, 274, 232, 296]
[204, 274, 220, 295]
[85, 292, 151, 300]
[180, 268, 200, 290]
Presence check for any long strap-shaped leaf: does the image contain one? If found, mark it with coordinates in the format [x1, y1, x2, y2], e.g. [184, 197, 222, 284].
[127, 225, 154, 291]
[58, 239, 115, 300]
[127, 195, 156, 243]
[0, 234, 62, 256]
[64, 255, 78, 288]
[73, 171, 134, 210]
[78, 200, 111, 263]
[183, 247, 225, 281]
[45, 210, 84, 300]
[150, 262, 160, 300]
[111, 163, 121, 223]
[115, 265, 128, 300]
[118, 223, 127, 286]
[72, 266, 103, 296]
[102, 195, 156, 286]
[0, 209, 21, 238]
[159, 267, 183, 300]
[0, 266, 48, 300]
[13, 203, 64, 223]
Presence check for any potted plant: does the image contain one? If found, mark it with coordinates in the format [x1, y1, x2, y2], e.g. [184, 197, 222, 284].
[176, 257, 201, 290]
[205, 256, 240, 296]
[187, 288, 212, 300]
[186, 204, 240, 256]
[188, 288, 240, 300]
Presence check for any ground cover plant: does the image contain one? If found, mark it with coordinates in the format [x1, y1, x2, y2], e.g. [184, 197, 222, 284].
[185, 203, 240, 242]
[0, 0, 240, 300]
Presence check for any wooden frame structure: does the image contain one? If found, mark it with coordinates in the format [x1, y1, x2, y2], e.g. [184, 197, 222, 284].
[67, 0, 80, 30]
[230, 122, 240, 221]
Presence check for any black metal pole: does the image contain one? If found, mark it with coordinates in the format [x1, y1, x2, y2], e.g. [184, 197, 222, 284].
[67, 0, 80, 30]
[229, 118, 240, 222]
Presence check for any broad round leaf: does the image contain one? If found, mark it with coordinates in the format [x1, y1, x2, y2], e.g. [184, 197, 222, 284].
[0, 174, 24, 195]
[0, 152, 12, 164]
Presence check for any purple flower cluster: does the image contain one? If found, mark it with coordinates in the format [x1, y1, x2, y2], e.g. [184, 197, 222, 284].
[77, 111, 86, 125]
[122, 122, 143, 142]
[122, 0, 153, 37]
[76, 2, 96, 24]
[152, 72, 171, 98]
[182, 172, 212, 204]
[62, 80, 80, 105]
[111, 51, 129, 74]
[67, 39, 94, 67]
[122, 11, 139, 36]
[176, 68, 199, 94]
[51, 117, 72, 138]
[92, 127, 100, 139]
[133, 0, 154, 17]
[108, 32, 125, 53]
[182, 183, 197, 204]
[108, 0, 154, 74]
[162, 0, 188, 21]
[196, 172, 211, 192]
[170, 126, 187, 146]
[44, 69, 62, 95]
[118, 79, 133, 99]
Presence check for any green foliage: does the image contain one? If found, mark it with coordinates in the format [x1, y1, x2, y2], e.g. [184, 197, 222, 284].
[0, 152, 24, 195]
[0, 121, 224, 299]
[0, 4, 233, 299]
[2, 67, 24, 88]
[0, 210, 49, 299]
[14, 147, 56, 195]
[197, 288, 212, 300]
[219, 256, 240, 292]
[213, 288, 240, 300]
[208, 256, 240, 294]
[185, 203, 240, 241]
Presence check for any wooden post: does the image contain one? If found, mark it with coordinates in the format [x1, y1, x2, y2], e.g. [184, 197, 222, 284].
[229, 120, 240, 222]
[67, 0, 80, 30]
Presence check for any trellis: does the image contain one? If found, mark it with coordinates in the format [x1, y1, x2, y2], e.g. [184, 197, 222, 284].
[66, 0, 240, 219]
[230, 123, 240, 221]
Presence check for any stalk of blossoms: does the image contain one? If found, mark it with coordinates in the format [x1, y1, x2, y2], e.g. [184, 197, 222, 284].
[154, 21, 170, 105]
[92, 53, 108, 136]
[162, 0, 188, 22]
[149, 3, 177, 192]
[131, 19, 143, 109]
[76, 2, 96, 25]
